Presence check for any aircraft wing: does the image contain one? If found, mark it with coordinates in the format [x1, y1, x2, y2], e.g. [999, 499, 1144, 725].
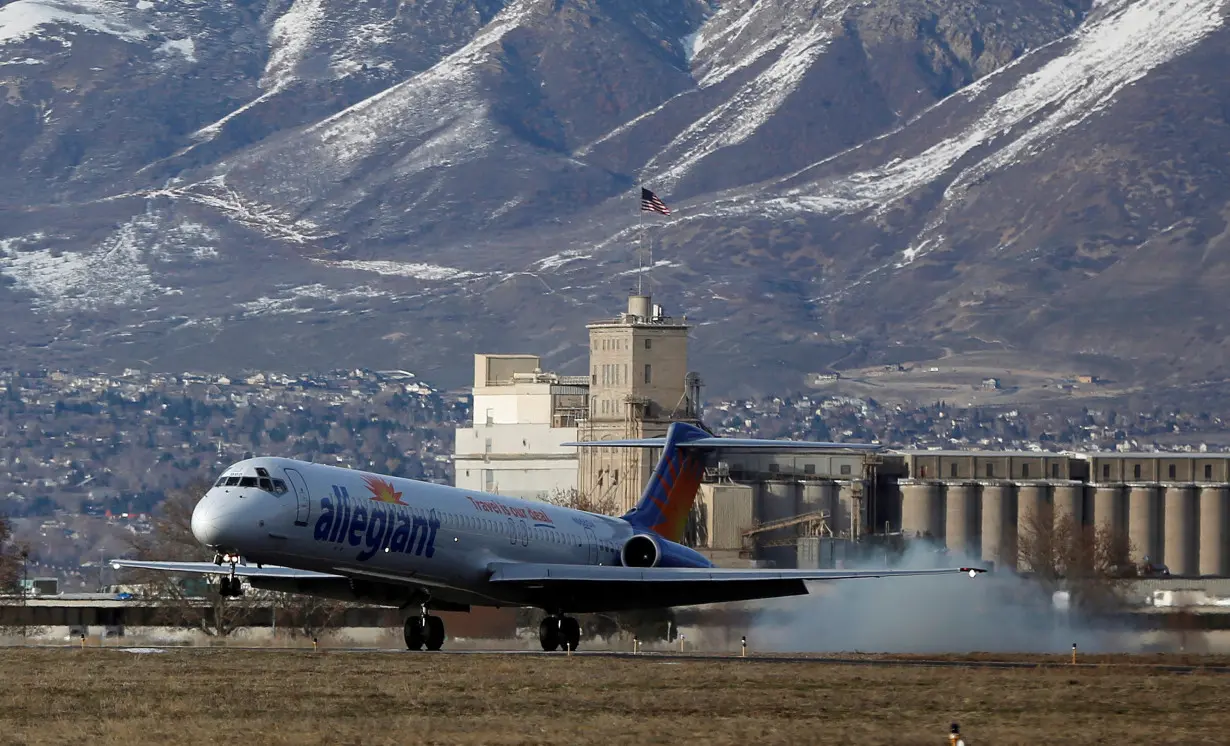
[487, 563, 985, 613]
[560, 437, 881, 451]
[110, 559, 343, 580]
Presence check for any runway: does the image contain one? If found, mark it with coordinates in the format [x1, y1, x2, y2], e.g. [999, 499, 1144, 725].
[29, 644, 1230, 673]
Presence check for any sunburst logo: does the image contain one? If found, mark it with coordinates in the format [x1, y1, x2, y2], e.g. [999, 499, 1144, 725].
[363, 475, 406, 505]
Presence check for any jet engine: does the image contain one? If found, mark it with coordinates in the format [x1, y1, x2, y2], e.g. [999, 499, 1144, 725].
[620, 534, 661, 567]
[619, 533, 712, 569]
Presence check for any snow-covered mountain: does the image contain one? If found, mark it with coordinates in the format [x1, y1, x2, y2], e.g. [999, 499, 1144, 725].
[1, 0, 1227, 395]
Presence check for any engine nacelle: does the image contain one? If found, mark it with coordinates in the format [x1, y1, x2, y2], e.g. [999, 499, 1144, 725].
[621, 534, 661, 567]
[620, 533, 712, 569]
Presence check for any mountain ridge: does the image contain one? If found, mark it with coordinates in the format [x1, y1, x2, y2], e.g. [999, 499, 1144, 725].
[2, 0, 1228, 399]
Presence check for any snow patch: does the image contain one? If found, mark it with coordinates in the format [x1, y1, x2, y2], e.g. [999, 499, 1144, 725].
[615, 259, 679, 277]
[156, 37, 194, 62]
[262, 0, 328, 91]
[306, 0, 539, 168]
[311, 259, 482, 281]
[770, 0, 1226, 246]
[0, 0, 149, 46]
[153, 179, 333, 245]
[647, 18, 838, 188]
[534, 251, 591, 272]
[0, 57, 43, 65]
[0, 221, 172, 312]
[237, 283, 389, 317]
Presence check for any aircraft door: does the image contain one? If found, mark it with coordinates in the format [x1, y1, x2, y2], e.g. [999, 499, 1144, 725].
[517, 519, 529, 547]
[507, 517, 517, 545]
[584, 527, 598, 565]
[283, 468, 311, 527]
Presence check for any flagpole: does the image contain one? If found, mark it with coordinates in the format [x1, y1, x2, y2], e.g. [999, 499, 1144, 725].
[637, 184, 644, 296]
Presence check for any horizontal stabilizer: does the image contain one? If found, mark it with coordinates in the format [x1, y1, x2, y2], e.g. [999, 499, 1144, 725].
[110, 559, 342, 580]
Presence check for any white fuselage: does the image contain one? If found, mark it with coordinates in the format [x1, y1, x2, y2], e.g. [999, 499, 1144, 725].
[192, 457, 633, 606]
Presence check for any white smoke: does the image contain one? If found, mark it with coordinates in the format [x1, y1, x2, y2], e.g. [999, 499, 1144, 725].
[741, 542, 1143, 654]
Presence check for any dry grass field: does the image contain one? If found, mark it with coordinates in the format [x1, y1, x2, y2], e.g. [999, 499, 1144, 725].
[0, 649, 1227, 745]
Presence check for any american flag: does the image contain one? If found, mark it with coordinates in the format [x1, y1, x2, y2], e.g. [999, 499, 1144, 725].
[641, 187, 671, 216]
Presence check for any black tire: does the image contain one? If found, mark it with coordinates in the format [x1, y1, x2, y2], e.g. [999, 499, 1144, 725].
[560, 616, 581, 652]
[404, 618, 424, 651]
[538, 617, 559, 651]
[424, 615, 445, 651]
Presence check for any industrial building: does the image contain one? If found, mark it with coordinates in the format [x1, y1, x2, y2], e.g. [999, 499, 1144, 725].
[452, 354, 588, 500]
[453, 293, 704, 510]
[576, 294, 703, 513]
[454, 292, 1230, 578]
[893, 452, 1230, 577]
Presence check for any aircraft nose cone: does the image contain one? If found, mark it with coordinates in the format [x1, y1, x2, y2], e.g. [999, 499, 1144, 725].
[192, 493, 241, 548]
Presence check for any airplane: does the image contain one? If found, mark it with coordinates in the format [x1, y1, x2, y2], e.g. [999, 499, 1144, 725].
[112, 422, 986, 651]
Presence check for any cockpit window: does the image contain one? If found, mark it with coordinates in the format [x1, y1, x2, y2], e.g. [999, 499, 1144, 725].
[217, 472, 291, 495]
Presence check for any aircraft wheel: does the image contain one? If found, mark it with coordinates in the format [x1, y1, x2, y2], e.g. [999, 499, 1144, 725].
[560, 616, 581, 652]
[538, 617, 560, 651]
[404, 617, 424, 651]
[424, 615, 445, 651]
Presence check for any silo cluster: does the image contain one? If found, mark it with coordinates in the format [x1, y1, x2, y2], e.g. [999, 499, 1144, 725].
[896, 479, 1229, 575]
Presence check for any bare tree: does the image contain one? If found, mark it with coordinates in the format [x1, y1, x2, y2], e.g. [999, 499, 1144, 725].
[0, 517, 21, 592]
[1017, 510, 1134, 613]
[540, 486, 620, 516]
[0, 517, 47, 638]
[272, 592, 351, 641]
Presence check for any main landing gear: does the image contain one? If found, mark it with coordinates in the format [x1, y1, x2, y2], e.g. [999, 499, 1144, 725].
[404, 606, 446, 651]
[539, 615, 581, 652]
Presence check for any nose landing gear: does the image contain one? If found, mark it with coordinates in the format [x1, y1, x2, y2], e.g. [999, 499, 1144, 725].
[215, 553, 244, 598]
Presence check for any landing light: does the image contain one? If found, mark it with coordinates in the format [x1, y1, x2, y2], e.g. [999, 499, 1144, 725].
[968, 569, 977, 578]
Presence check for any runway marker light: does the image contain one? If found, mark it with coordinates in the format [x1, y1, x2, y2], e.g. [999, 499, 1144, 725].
[1071, 642, 1077, 665]
[633, 636, 638, 654]
[949, 723, 965, 746]
[313, 637, 319, 653]
[679, 633, 685, 653]
[79, 633, 86, 649]
[741, 635, 747, 658]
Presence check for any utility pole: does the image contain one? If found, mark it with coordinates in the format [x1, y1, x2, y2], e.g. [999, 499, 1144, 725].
[20, 547, 29, 643]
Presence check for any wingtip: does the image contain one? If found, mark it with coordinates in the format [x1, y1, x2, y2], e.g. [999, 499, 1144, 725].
[960, 567, 988, 577]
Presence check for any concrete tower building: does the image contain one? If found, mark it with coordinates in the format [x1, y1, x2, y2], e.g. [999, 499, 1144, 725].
[578, 294, 702, 513]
